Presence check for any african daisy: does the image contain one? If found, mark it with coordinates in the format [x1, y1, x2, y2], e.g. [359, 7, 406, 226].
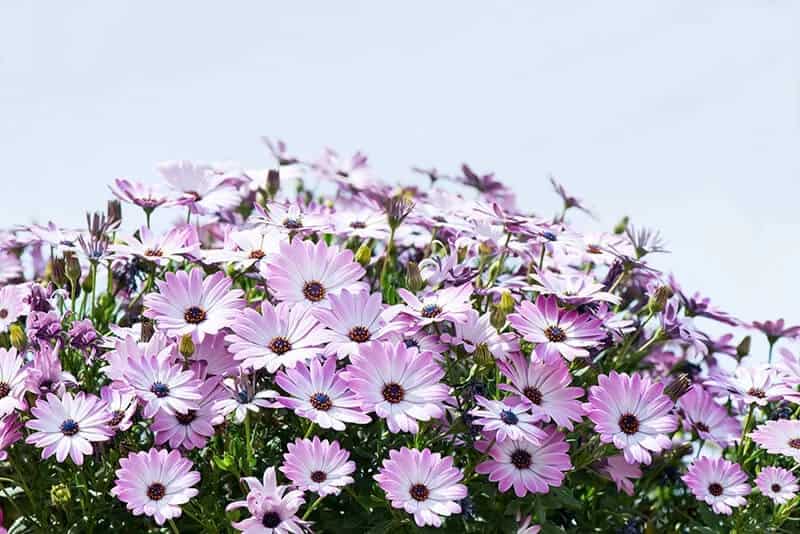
[682, 457, 750, 515]
[280, 437, 356, 496]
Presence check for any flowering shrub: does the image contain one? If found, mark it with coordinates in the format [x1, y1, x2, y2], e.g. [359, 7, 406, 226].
[0, 141, 798, 533]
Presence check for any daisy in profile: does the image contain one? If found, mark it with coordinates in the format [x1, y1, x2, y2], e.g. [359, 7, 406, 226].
[144, 269, 245, 342]
[528, 271, 620, 306]
[123, 353, 203, 418]
[345, 341, 450, 434]
[330, 203, 390, 240]
[226, 301, 326, 373]
[750, 420, 800, 460]
[261, 239, 365, 306]
[312, 289, 388, 359]
[111, 225, 199, 266]
[704, 366, 787, 406]
[374, 447, 467, 528]
[508, 295, 605, 362]
[151, 375, 225, 450]
[100, 386, 138, 432]
[203, 227, 281, 270]
[0, 285, 27, 333]
[26, 392, 113, 465]
[158, 160, 241, 215]
[599, 455, 641, 496]
[0, 414, 22, 461]
[215, 372, 278, 424]
[227, 466, 307, 533]
[187, 332, 238, 377]
[280, 437, 356, 496]
[0, 347, 28, 417]
[275, 356, 370, 431]
[585, 371, 677, 464]
[682, 457, 750, 515]
[755, 467, 798, 504]
[497, 352, 584, 430]
[252, 200, 330, 235]
[26, 342, 76, 397]
[111, 448, 201, 525]
[110, 177, 174, 213]
[475, 427, 571, 497]
[440, 309, 518, 361]
[470, 396, 546, 444]
[677, 386, 740, 447]
[393, 283, 474, 329]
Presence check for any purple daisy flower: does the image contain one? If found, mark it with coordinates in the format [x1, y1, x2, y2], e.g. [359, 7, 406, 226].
[0, 414, 22, 461]
[750, 420, 800, 460]
[203, 227, 281, 270]
[677, 386, 740, 447]
[529, 271, 620, 306]
[311, 289, 388, 359]
[26, 391, 113, 465]
[144, 269, 245, 342]
[345, 341, 450, 434]
[26, 310, 62, 347]
[470, 396, 546, 444]
[112, 225, 199, 266]
[226, 301, 326, 373]
[392, 283, 474, 329]
[227, 466, 307, 533]
[252, 200, 331, 235]
[0, 348, 28, 417]
[151, 375, 225, 450]
[280, 436, 356, 496]
[187, 332, 238, 377]
[682, 457, 750, 515]
[110, 178, 173, 212]
[440, 309, 518, 361]
[475, 427, 571, 497]
[158, 160, 241, 215]
[261, 239, 365, 307]
[599, 455, 642, 496]
[275, 356, 370, 431]
[111, 448, 201, 525]
[751, 318, 800, 343]
[755, 466, 798, 504]
[67, 319, 99, 352]
[374, 447, 467, 528]
[508, 295, 605, 362]
[497, 352, 584, 430]
[585, 371, 677, 465]
[27, 342, 76, 397]
[100, 385, 137, 432]
[122, 352, 203, 418]
[215, 372, 278, 424]
[704, 366, 787, 406]
[0, 285, 27, 333]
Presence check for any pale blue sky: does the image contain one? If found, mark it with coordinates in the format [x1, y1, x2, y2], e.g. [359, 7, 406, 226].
[1, 1, 798, 329]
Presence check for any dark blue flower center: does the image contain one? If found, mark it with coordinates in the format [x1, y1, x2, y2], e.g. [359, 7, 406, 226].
[302, 281, 326, 302]
[237, 390, 251, 404]
[283, 218, 302, 229]
[409, 483, 430, 502]
[510, 449, 532, 469]
[500, 410, 519, 425]
[544, 325, 567, 343]
[262, 511, 282, 528]
[150, 382, 170, 398]
[309, 392, 332, 411]
[542, 231, 557, 241]
[60, 419, 80, 436]
[269, 336, 292, 355]
[183, 306, 206, 324]
[421, 303, 441, 318]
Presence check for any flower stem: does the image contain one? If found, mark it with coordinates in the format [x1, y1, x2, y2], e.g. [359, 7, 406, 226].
[168, 517, 181, 534]
[304, 421, 316, 439]
[302, 495, 325, 520]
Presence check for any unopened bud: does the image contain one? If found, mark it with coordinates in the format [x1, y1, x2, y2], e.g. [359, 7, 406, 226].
[474, 343, 494, 366]
[664, 373, 691, 402]
[107, 199, 122, 229]
[9, 324, 26, 351]
[50, 483, 71, 507]
[478, 242, 493, 257]
[267, 169, 280, 197]
[490, 306, 506, 330]
[647, 285, 673, 314]
[385, 197, 414, 230]
[613, 216, 630, 235]
[355, 244, 372, 267]
[49, 258, 67, 288]
[499, 291, 515, 313]
[736, 336, 751, 358]
[64, 251, 81, 283]
[405, 262, 424, 292]
[179, 334, 195, 359]
[671, 442, 694, 458]
[140, 319, 155, 343]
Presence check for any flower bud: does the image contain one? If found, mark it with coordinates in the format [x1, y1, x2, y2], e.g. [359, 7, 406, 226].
[64, 251, 81, 284]
[49, 258, 67, 288]
[736, 336, 751, 358]
[405, 261, 424, 292]
[140, 318, 155, 343]
[355, 244, 372, 267]
[385, 197, 414, 230]
[613, 216, 629, 235]
[498, 291, 515, 313]
[267, 169, 280, 198]
[9, 324, 26, 351]
[647, 285, 673, 314]
[474, 343, 494, 366]
[490, 306, 506, 330]
[179, 334, 195, 359]
[664, 373, 691, 402]
[50, 483, 71, 508]
[107, 199, 122, 229]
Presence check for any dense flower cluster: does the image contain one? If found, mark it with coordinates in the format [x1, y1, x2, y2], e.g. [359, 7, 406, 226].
[0, 140, 798, 533]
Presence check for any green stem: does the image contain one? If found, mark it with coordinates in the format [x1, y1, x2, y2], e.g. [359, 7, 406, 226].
[302, 495, 325, 520]
[768, 342, 775, 364]
[304, 421, 316, 439]
[486, 232, 512, 289]
[738, 404, 756, 461]
[168, 517, 181, 534]
[244, 411, 254, 466]
[379, 227, 396, 288]
[90, 261, 98, 316]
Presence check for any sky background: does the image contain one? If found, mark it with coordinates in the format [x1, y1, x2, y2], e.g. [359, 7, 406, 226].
[1, 2, 798, 338]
